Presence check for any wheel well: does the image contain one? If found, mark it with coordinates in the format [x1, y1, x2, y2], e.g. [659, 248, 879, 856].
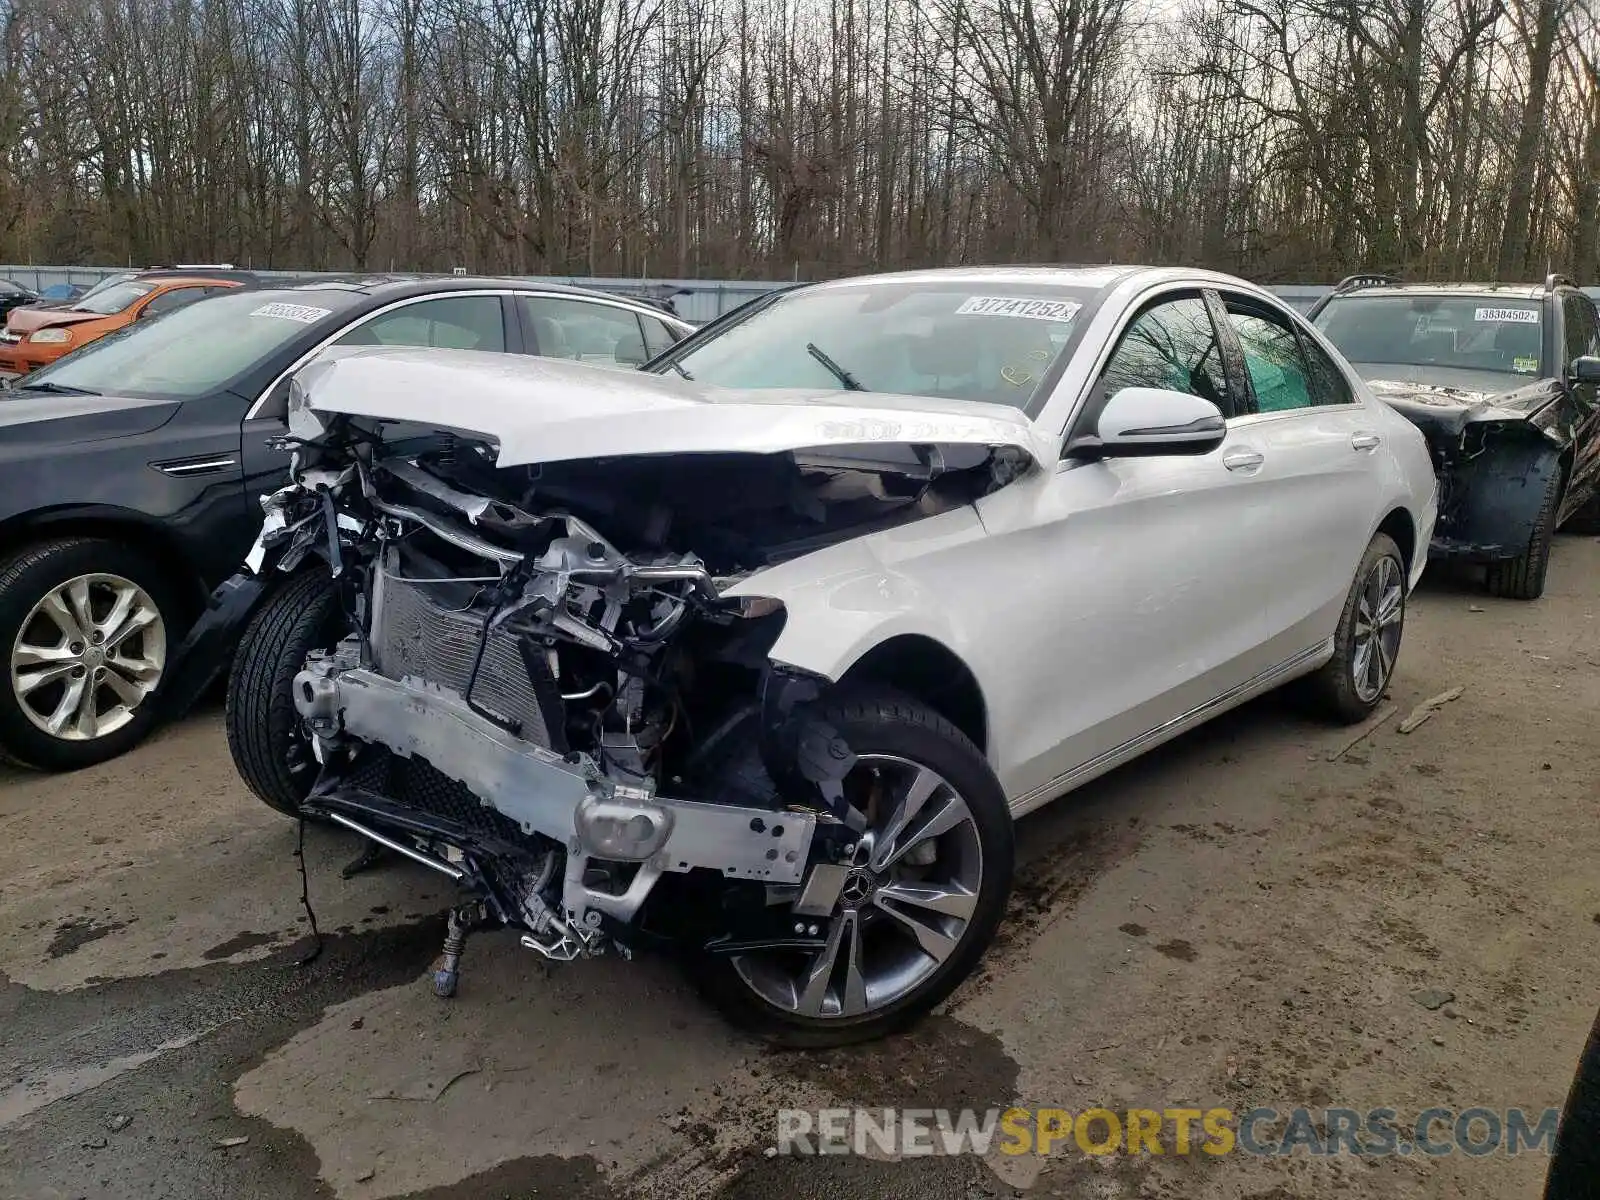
[0, 512, 208, 615]
[1377, 507, 1416, 577]
[838, 635, 988, 753]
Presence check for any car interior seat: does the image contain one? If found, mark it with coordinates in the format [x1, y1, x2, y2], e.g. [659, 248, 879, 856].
[528, 315, 571, 358]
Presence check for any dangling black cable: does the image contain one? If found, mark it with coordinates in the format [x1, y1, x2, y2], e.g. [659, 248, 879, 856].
[294, 816, 324, 967]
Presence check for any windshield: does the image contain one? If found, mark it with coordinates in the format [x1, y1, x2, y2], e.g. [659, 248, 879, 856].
[1315, 295, 1545, 378]
[662, 282, 1096, 412]
[23, 290, 351, 399]
[74, 273, 136, 302]
[70, 282, 155, 316]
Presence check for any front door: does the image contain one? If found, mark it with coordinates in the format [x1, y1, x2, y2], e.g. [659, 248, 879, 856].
[975, 291, 1283, 799]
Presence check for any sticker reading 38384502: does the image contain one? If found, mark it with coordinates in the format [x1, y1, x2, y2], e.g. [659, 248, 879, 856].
[251, 302, 333, 324]
[1474, 306, 1539, 324]
[956, 296, 1082, 322]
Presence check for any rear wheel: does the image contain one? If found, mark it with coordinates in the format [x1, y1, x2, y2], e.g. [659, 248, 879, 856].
[1302, 532, 1406, 724]
[696, 688, 1014, 1047]
[0, 538, 182, 771]
[1486, 467, 1562, 600]
[225, 571, 344, 816]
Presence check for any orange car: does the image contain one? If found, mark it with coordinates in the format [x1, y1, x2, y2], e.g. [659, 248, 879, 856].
[0, 275, 243, 376]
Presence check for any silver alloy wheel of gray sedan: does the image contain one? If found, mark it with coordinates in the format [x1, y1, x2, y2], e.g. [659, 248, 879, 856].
[732, 753, 984, 1019]
[10, 572, 167, 740]
[1351, 553, 1404, 703]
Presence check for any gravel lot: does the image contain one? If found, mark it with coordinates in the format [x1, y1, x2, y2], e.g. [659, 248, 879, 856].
[2, 539, 1597, 1200]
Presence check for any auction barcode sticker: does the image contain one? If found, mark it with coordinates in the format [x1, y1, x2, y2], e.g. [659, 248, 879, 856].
[251, 302, 333, 323]
[1474, 307, 1539, 324]
[956, 296, 1081, 322]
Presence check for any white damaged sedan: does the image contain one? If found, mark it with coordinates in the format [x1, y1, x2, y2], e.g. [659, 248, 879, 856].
[225, 266, 1437, 1045]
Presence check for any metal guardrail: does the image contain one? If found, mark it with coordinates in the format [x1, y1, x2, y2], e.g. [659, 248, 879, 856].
[1, 266, 1594, 323]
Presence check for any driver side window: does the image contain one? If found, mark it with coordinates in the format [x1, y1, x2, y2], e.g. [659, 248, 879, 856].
[1096, 294, 1233, 418]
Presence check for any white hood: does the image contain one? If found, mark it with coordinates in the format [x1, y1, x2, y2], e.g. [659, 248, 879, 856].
[291, 347, 1043, 468]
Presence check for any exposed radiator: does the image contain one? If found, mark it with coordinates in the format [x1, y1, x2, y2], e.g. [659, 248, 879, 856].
[369, 559, 557, 749]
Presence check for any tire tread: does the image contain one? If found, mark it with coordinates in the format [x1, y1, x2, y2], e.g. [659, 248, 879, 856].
[224, 571, 341, 815]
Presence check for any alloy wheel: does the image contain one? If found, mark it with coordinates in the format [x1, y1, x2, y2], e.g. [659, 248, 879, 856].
[1351, 553, 1403, 703]
[732, 754, 984, 1020]
[9, 573, 167, 741]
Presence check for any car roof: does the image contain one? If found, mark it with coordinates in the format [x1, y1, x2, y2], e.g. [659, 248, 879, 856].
[273, 274, 672, 305]
[1329, 282, 1548, 300]
[805, 265, 1147, 292]
[136, 275, 246, 290]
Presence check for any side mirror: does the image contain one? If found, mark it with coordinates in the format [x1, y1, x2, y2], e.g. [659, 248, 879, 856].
[1066, 387, 1226, 460]
[1572, 356, 1600, 384]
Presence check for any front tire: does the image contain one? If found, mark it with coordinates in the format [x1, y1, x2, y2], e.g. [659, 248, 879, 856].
[1485, 467, 1561, 600]
[0, 537, 183, 771]
[696, 688, 1014, 1047]
[225, 571, 344, 816]
[1303, 532, 1406, 724]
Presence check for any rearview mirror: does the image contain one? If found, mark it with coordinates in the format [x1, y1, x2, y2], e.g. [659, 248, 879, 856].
[1066, 387, 1226, 460]
[1572, 356, 1600, 384]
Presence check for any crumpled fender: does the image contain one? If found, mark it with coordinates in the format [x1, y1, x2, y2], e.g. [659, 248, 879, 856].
[1435, 437, 1562, 560]
[157, 573, 268, 720]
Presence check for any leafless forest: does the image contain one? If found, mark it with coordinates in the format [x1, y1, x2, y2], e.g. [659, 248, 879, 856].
[0, 0, 1597, 282]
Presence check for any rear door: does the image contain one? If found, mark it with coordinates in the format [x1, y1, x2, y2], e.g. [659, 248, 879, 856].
[1214, 291, 1386, 660]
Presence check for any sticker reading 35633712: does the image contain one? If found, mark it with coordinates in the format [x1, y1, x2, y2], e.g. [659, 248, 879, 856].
[251, 302, 332, 324]
[1474, 306, 1539, 324]
[956, 296, 1081, 322]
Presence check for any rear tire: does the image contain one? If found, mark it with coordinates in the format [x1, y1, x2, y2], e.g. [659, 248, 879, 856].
[225, 571, 344, 816]
[695, 687, 1014, 1048]
[1486, 467, 1561, 600]
[1302, 533, 1406, 724]
[0, 537, 185, 771]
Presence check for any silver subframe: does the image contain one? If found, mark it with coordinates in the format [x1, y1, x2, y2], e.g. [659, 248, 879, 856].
[294, 663, 816, 924]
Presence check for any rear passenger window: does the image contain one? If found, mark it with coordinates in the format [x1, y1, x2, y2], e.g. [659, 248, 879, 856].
[640, 314, 680, 358]
[518, 296, 649, 368]
[1223, 301, 1352, 412]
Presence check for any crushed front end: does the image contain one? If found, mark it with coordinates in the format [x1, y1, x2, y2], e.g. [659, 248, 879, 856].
[1369, 380, 1567, 562]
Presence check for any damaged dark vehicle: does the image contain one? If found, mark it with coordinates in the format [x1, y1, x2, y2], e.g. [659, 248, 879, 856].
[1311, 273, 1600, 599]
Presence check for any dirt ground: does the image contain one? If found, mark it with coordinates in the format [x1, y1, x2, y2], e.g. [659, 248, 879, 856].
[1, 538, 1597, 1200]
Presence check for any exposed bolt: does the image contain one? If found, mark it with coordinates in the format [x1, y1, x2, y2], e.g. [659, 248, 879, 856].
[69, 642, 84, 654]
[842, 843, 856, 857]
[71, 665, 86, 677]
[89, 631, 103, 645]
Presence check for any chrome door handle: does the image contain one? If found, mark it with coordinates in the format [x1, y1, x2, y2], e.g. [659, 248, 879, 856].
[1351, 432, 1382, 451]
[1222, 449, 1264, 471]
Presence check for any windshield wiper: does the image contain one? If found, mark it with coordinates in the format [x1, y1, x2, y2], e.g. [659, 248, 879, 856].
[16, 380, 100, 396]
[665, 359, 694, 381]
[806, 342, 865, 391]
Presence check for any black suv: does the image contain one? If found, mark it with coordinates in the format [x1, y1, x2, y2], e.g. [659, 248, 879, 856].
[0, 276, 690, 770]
[1310, 273, 1600, 599]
